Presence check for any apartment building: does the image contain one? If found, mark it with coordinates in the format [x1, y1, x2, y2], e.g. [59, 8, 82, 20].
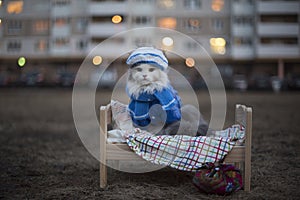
[0, 0, 299, 88]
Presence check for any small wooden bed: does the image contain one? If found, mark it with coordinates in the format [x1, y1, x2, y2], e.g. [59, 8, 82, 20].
[100, 104, 252, 191]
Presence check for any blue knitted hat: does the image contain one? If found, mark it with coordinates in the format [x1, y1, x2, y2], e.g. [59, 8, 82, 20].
[126, 47, 168, 71]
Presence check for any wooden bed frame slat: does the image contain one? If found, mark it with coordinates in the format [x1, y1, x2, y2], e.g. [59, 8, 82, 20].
[99, 104, 252, 191]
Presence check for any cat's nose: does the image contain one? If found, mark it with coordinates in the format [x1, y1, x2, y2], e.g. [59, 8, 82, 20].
[143, 75, 147, 78]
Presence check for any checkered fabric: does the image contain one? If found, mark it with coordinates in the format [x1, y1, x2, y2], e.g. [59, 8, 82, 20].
[126, 134, 235, 172]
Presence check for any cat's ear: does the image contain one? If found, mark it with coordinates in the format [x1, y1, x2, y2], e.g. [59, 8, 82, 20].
[161, 49, 167, 57]
[127, 69, 133, 80]
[124, 52, 134, 69]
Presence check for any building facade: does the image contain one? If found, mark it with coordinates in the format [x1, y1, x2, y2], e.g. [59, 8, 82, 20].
[0, 0, 299, 88]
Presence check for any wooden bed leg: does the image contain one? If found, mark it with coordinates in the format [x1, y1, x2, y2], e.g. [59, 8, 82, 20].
[244, 107, 252, 192]
[100, 162, 107, 189]
[100, 106, 108, 189]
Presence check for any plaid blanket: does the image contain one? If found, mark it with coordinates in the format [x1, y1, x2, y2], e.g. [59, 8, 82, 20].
[126, 134, 236, 172]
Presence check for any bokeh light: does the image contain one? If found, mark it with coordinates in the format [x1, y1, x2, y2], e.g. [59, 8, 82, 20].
[162, 37, 174, 47]
[93, 56, 102, 65]
[112, 15, 122, 24]
[211, 0, 224, 12]
[18, 56, 26, 67]
[158, 17, 177, 29]
[7, 0, 23, 14]
[210, 37, 226, 55]
[185, 57, 195, 68]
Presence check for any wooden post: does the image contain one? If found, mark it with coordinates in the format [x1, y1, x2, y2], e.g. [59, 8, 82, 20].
[244, 107, 252, 192]
[100, 106, 108, 189]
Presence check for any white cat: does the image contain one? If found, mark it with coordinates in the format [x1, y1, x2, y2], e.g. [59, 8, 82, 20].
[126, 47, 208, 136]
[126, 64, 208, 136]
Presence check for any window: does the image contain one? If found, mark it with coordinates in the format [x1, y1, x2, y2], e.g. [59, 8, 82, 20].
[7, 20, 22, 34]
[233, 17, 253, 26]
[35, 39, 48, 52]
[184, 0, 201, 10]
[33, 20, 49, 34]
[75, 18, 88, 32]
[157, 0, 175, 9]
[184, 18, 201, 32]
[7, 41, 21, 52]
[135, 0, 152, 3]
[77, 39, 88, 50]
[260, 14, 297, 23]
[54, 38, 69, 47]
[133, 16, 152, 25]
[91, 37, 106, 44]
[7, 0, 23, 14]
[33, 1, 50, 12]
[211, 18, 224, 32]
[92, 37, 124, 45]
[52, 0, 71, 6]
[233, 37, 253, 46]
[260, 37, 297, 45]
[211, 0, 224, 12]
[54, 18, 70, 27]
[234, 0, 253, 4]
[157, 17, 177, 29]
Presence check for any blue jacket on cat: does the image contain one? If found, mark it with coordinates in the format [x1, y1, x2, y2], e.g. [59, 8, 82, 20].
[128, 85, 182, 127]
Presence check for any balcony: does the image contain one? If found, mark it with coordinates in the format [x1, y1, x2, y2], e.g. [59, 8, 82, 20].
[232, 3, 254, 15]
[257, 1, 300, 14]
[232, 26, 254, 37]
[231, 46, 254, 59]
[256, 44, 299, 58]
[52, 26, 71, 37]
[88, 42, 130, 58]
[257, 23, 299, 37]
[89, 2, 127, 16]
[50, 46, 71, 56]
[51, 6, 71, 17]
[87, 23, 127, 37]
[130, 1, 154, 15]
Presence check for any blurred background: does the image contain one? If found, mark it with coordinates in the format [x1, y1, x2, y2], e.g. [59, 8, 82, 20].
[0, 0, 299, 92]
[1, 1, 300, 199]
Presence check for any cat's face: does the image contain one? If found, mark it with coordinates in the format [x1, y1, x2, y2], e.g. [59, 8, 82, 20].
[129, 64, 162, 85]
[127, 64, 169, 97]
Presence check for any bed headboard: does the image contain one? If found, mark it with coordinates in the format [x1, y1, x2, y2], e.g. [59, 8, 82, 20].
[235, 104, 252, 147]
[235, 104, 252, 128]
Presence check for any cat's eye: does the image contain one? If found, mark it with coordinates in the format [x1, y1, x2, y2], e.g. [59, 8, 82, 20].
[135, 68, 142, 72]
[149, 68, 156, 72]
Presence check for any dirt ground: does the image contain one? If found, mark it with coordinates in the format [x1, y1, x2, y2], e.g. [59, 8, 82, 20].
[0, 88, 299, 200]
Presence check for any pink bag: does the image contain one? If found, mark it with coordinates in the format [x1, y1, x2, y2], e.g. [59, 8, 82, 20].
[193, 163, 243, 195]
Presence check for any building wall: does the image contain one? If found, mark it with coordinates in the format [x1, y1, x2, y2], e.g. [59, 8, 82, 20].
[0, 0, 299, 87]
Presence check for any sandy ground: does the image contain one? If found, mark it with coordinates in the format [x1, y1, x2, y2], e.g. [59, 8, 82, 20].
[0, 88, 300, 200]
